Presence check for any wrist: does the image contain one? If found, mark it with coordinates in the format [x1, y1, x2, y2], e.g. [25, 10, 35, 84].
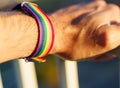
[12, 2, 55, 62]
[49, 14, 61, 55]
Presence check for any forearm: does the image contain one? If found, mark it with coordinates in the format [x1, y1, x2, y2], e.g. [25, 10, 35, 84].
[0, 3, 92, 63]
[0, 10, 63, 63]
[0, 2, 101, 63]
[1, 0, 119, 63]
[0, 11, 38, 63]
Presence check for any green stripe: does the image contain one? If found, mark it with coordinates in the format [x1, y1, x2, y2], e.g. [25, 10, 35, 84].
[27, 4, 48, 56]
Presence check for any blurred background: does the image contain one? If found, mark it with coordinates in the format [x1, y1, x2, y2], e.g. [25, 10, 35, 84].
[0, 0, 120, 88]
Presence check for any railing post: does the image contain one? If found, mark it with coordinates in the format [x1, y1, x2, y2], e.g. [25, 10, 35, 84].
[18, 59, 38, 88]
[0, 71, 3, 88]
[65, 60, 79, 88]
[57, 58, 80, 88]
[118, 57, 120, 88]
[14, 59, 38, 88]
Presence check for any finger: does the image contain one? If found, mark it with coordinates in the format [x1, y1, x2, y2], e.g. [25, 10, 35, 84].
[92, 4, 120, 25]
[82, 0, 106, 10]
[103, 4, 120, 21]
[91, 53, 117, 62]
[85, 4, 120, 37]
[70, 0, 107, 18]
[107, 46, 120, 57]
[83, 0, 107, 13]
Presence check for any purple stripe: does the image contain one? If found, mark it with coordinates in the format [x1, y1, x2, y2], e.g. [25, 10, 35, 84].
[24, 4, 44, 57]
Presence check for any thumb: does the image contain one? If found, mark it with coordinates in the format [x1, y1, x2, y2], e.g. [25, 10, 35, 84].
[91, 53, 117, 62]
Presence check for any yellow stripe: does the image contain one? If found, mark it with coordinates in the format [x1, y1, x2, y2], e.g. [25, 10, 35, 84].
[32, 5, 53, 57]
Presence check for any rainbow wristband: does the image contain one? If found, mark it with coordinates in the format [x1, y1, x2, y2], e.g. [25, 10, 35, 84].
[13, 2, 54, 62]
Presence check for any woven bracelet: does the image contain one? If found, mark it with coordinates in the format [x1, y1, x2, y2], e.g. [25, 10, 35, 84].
[13, 2, 54, 62]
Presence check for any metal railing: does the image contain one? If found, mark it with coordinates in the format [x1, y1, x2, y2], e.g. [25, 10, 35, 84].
[0, 71, 3, 88]
[0, 59, 38, 88]
[57, 59, 79, 88]
[0, 58, 80, 88]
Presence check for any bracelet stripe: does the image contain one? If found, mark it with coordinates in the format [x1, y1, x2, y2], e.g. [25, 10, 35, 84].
[26, 4, 54, 56]
[26, 3, 54, 62]
[13, 2, 54, 62]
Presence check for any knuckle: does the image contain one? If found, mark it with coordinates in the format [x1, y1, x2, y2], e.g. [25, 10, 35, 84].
[94, 25, 111, 48]
[104, 32, 112, 48]
[107, 4, 120, 12]
[104, 29, 116, 50]
[95, 0, 106, 6]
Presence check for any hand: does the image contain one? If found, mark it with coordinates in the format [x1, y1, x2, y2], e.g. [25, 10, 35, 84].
[50, 1, 120, 61]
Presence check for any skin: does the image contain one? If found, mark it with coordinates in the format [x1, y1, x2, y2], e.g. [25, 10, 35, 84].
[0, 1, 120, 63]
[50, 0, 120, 61]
